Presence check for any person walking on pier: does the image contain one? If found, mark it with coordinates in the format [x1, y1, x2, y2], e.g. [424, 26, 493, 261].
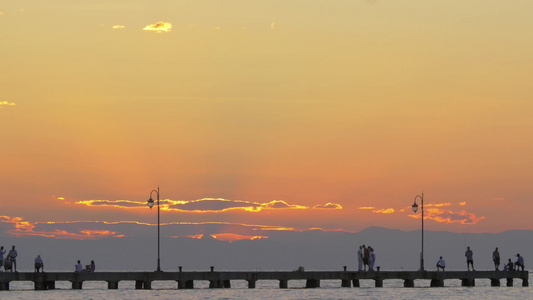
[514, 254, 524, 271]
[357, 246, 363, 271]
[34, 255, 44, 273]
[0, 246, 5, 271]
[7, 246, 17, 272]
[75, 260, 83, 272]
[493, 247, 500, 270]
[465, 246, 474, 271]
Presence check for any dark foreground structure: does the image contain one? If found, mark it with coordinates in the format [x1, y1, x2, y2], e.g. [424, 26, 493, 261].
[0, 270, 528, 290]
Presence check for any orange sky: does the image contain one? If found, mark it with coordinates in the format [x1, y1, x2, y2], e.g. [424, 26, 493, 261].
[1, 0, 533, 241]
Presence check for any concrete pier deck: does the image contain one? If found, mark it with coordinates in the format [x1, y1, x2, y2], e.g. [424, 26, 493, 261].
[0, 270, 528, 290]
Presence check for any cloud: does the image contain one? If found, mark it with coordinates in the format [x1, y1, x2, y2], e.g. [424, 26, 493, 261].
[143, 21, 172, 32]
[459, 202, 467, 206]
[76, 198, 336, 213]
[425, 203, 451, 207]
[0, 101, 16, 108]
[409, 208, 486, 225]
[373, 208, 395, 214]
[77, 199, 146, 208]
[113, 25, 125, 29]
[203, 233, 268, 242]
[358, 207, 375, 210]
[262, 200, 307, 210]
[1, 215, 339, 241]
[0, 216, 125, 239]
[313, 203, 342, 209]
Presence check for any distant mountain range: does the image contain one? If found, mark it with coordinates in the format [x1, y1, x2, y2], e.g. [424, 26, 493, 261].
[1, 227, 531, 272]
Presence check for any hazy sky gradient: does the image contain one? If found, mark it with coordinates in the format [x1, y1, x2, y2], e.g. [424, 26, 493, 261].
[1, 0, 532, 241]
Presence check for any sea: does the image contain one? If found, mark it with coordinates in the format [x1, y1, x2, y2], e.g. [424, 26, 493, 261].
[0, 275, 530, 300]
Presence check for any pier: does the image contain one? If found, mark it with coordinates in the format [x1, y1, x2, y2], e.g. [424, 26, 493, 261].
[0, 270, 528, 290]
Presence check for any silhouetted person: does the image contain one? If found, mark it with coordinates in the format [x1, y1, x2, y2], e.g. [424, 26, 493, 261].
[514, 254, 524, 271]
[492, 247, 500, 270]
[0, 246, 5, 271]
[75, 260, 83, 272]
[8, 246, 17, 272]
[363, 245, 370, 271]
[369, 247, 376, 271]
[436, 256, 446, 271]
[86, 260, 96, 272]
[357, 246, 363, 271]
[34, 255, 44, 273]
[465, 246, 474, 271]
[504, 258, 514, 271]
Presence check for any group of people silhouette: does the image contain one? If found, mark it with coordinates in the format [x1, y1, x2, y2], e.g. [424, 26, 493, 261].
[0, 245, 96, 273]
[0, 246, 19, 272]
[436, 246, 525, 272]
[357, 245, 377, 271]
[354, 244, 525, 272]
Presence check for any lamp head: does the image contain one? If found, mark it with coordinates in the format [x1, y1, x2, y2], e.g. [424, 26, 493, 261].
[147, 198, 154, 209]
[412, 201, 419, 213]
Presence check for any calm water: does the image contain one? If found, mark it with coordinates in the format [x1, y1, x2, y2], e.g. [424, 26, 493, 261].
[1, 276, 530, 299]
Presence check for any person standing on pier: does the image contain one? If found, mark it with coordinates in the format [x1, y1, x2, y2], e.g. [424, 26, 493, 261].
[0, 246, 5, 271]
[492, 247, 500, 270]
[34, 255, 44, 273]
[363, 245, 370, 271]
[357, 246, 363, 271]
[7, 245, 17, 272]
[369, 247, 376, 271]
[465, 246, 474, 271]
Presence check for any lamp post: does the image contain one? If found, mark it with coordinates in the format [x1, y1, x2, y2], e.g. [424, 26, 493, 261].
[411, 192, 424, 271]
[147, 186, 161, 272]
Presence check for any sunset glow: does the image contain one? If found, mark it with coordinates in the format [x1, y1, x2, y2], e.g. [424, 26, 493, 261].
[1, 0, 532, 246]
[142, 21, 172, 32]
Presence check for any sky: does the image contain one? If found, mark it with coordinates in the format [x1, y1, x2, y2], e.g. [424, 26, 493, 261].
[1, 0, 533, 244]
